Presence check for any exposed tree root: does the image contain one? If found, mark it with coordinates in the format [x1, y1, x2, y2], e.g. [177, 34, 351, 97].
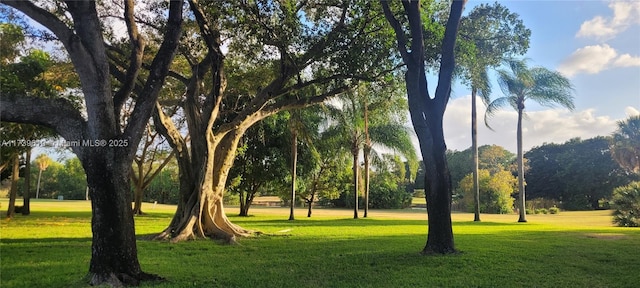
[88, 271, 163, 287]
[155, 199, 259, 244]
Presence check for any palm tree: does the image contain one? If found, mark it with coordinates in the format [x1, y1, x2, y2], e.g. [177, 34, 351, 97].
[610, 115, 640, 175]
[326, 84, 418, 219]
[35, 154, 52, 199]
[485, 58, 574, 222]
[458, 2, 531, 222]
[288, 108, 322, 221]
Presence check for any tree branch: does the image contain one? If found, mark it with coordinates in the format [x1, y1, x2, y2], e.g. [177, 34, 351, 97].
[113, 0, 146, 122]
[0, 1, 74, 50]
[381, 1, 409, 62]
[123, 0, 183, 161]
[435, 0, 467, 109]
[0, 96, 86, 145]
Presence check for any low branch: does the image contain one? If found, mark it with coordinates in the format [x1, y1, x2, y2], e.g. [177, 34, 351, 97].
[0, 96, 86, 144]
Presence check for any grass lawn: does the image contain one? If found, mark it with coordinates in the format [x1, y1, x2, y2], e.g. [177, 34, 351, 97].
[1, 199, 639, 287]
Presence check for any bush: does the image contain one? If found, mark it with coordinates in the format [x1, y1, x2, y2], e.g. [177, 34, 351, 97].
[535, 208, 548, 214]
[612, 181, 640, 227]
[549, 206, 560, 214]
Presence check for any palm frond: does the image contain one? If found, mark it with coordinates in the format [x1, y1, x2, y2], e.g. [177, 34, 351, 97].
[528, 67, 575, 110]
[484, 96, 513, 130]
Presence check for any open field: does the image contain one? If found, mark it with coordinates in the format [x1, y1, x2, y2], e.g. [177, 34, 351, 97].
[1, 199, 639, 287]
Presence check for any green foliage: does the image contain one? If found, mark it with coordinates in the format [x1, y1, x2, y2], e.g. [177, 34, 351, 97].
[442, 145, 515, 190]
[610, 115, 640, 175]
[457, 2, 530, 99]
[612, 181, 640, 227]
[526, 137, 636, 210]
[458, 169, 515, 214]
[56, 158, 86, 200]
[548, 207, 560, 214]
[534, 208, 548, 215]
[144, 167, 179, 205]
[369, 155, 414, 209]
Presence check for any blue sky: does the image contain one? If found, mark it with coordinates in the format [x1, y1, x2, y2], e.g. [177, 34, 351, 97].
[438, 0, 640, 152]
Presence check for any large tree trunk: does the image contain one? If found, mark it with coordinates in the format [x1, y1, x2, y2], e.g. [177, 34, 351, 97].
[22, 148, 31, 215]
[471, 88, 480, 221]
[83, 151, 157, 286]
[155, 130, 254, 243]
[6, 154, 19, 218]
[517, 105, 527, 222]
[0, 1, 183, 286]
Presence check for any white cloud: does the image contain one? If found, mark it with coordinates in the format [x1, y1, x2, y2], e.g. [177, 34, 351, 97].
[576, 1, 640, 40]
[558, 44, 617, 76]
[558, 44, 640, 77]
[613, 54, 640, 67]
[625, 106, 640, 117]
[439, 96, 619, 153]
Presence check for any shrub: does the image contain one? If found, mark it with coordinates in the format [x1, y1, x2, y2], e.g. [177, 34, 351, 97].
[549, 206, 560, 214]
[535, 208, 548, 214]
[612, 181, 640, 227]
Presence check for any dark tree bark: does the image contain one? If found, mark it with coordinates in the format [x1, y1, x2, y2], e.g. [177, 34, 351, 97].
[382, 0, 467, 254]
[22, 148, 31, 215]
[6, 154, 19, 218]
[352, 141, 360, 219]
[0, 0, 183, 285]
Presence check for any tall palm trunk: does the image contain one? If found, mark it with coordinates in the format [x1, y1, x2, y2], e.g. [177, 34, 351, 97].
[36, 167, 43, 199]
[471, 88, 480, 221]
[516, 103, 527, 222]
[289, 131, 298, 221]
[363, 100, 371, 218]
[352, 140, 359, 219]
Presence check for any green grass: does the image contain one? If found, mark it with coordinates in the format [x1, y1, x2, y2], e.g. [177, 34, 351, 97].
[1, 199, 639, 287]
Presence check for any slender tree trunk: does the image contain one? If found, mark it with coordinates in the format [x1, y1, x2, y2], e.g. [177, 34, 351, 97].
[352, 144, 359, 219]
[363, 149, 370, 218]
[239, 186, 257, 216]
[132, 185, 144, 215]
[307, 199, 313, 217]
[517, 106, 527, 222]
[363, 100, 371, 218]
[289, 131, 297, 221]
[6, 154, 19, 218]
[36, 168, 43, 199]
[471, 88, 480, 221]
[22, 148, 31, 215]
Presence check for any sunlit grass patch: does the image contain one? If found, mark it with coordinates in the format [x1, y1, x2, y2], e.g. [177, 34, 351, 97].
[1, 200, 639, 287]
